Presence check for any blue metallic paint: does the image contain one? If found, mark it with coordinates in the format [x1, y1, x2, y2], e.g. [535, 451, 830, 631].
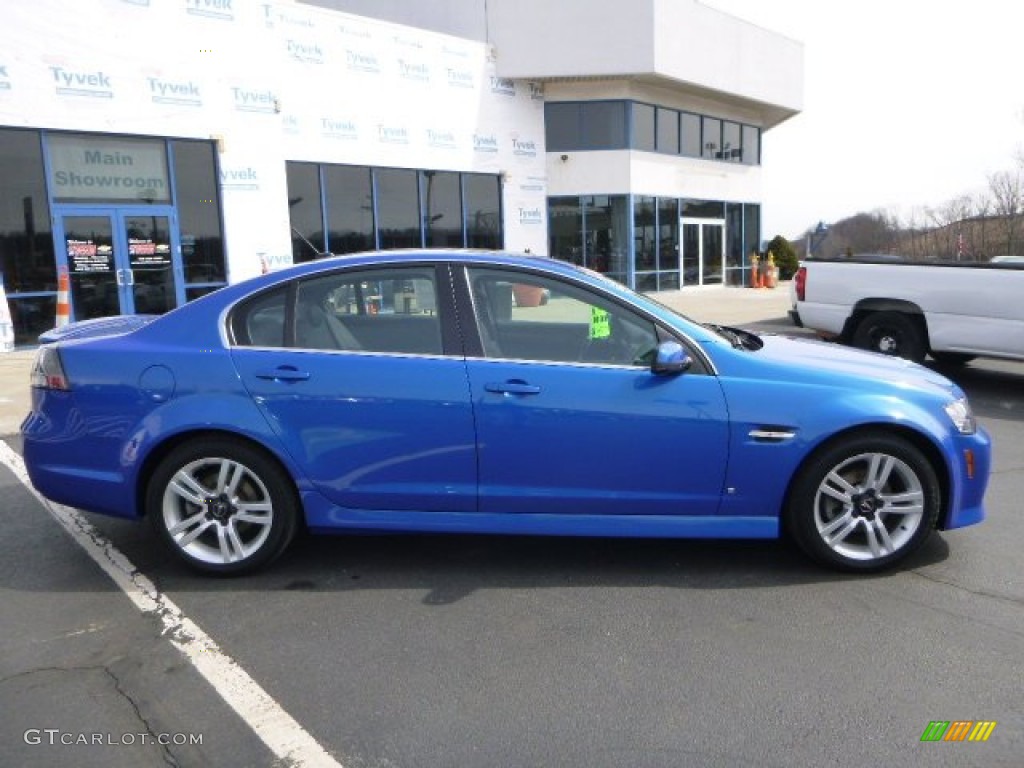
[21, 250, 991, 552]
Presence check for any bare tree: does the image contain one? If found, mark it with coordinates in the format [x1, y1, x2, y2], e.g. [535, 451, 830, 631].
[988, 165, 1024, 255]
[971, 193, 992, 259]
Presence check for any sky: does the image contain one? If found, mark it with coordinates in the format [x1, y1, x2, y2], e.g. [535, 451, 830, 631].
[703, 0, 1024, 239]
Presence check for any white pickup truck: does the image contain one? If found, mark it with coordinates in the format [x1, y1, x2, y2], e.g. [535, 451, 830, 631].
[792, 256, 1024, 364]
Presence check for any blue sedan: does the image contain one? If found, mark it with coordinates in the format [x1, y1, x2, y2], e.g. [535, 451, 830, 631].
[22, 251, 990, 574]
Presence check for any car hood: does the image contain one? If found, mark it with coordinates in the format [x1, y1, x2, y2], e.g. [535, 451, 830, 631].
[38, 315, 159, 343]
[752, 334, 958, 397]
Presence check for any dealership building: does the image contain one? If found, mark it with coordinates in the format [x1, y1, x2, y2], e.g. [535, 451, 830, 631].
[0, 0, 802, 344]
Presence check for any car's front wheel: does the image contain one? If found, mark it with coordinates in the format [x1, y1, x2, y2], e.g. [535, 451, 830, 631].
[147, 438, 299, 574]
[786, 433, 940, 572]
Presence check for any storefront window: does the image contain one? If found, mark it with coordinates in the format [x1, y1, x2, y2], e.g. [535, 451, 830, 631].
[701, 117, 721, 159]
[744, 203, 761, 267]
[581, 102, 627, 149]
[742, 125, 760, 165]
[48, 134, 170, 204]
[548, 197, 583, 266]
[422, 171, 462, 247]
[722, 122, 742, 162]
[324, 165, 374, 254]
[656, 108, 679, 155]
[171, 140, 225, 286]
[375, 168, 420, 250]
[0, 128, 55, 345]
[634, 196, 657, 291]
[725, 203, 745, 285]
[657, 198, 679, 290]
[542, 101, 760, 165]
[681, 200, 725, 219]
[464, 173, 502, 249]
[632, 103, 655, 152]
[286, 163, 324, 262]
[681, 113, 702, 157]
[545, 103, 581, 152]
[0, 129, 54, 294]
[583, 195, 630, 282]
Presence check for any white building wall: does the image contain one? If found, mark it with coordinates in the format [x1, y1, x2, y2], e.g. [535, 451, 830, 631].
[548, 151, 761, 204]
[0, 0, 549, 281]
[487, 0, 802, 128]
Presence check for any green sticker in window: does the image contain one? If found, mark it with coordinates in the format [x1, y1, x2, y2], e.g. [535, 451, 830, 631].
[589, 307, 611, 339]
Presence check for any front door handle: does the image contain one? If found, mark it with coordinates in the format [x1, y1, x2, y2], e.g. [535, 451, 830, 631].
[484, 380, 541, 395]
[255, 366, 311, 382]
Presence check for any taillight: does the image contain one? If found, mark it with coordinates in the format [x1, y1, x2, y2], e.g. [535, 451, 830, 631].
[30, 345, 70, 390]
[795, 266, 807, 301]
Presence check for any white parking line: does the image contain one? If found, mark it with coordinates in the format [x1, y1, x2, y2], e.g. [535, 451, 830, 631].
[0, 441, 343, 768]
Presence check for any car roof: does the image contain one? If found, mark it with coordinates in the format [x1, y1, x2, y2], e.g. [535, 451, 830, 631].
[238, 249, 594, 294]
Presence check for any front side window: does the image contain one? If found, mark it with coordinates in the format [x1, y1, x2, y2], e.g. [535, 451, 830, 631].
[295, 267, 442, 355]
[465, 267, 659, 367]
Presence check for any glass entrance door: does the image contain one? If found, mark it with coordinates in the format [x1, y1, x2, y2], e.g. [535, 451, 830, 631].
[680, 218, 725, 286]
[56, 208, 183, 322]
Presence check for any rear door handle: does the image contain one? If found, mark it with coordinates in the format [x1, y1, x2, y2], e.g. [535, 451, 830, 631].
[484, 380, 541, 395]
[255, 366, 310, 382]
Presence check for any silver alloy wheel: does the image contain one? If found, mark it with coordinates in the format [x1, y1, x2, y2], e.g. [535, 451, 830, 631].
[812, 451, 925, 561]
[161, 456, 274, 566]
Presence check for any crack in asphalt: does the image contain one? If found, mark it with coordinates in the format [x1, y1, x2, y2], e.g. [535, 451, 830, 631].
[909, 568, 1024, 610]
[103, 665, 182, 768]
[0, 664, 181, 767]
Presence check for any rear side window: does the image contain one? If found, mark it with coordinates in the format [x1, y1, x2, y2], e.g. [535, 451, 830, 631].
[232, 287, 287, 347]
[295, 267, 443, 355]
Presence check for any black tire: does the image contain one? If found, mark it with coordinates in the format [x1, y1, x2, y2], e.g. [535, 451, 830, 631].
[147, 437, 299, 575]
[785, 432, 940, 572]
[931, 351, 976, 366]
[852, 311, 926, 363]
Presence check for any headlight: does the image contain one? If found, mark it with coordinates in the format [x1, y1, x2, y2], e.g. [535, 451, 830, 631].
[944, 397, 976, 435]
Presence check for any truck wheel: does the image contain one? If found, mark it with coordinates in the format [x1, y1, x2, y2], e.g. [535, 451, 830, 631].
[852, 311, 926, 363]
[931, 352, 975, 366]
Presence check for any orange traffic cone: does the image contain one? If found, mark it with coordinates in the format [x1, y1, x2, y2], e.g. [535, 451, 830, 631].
[55, 268, 71, 327]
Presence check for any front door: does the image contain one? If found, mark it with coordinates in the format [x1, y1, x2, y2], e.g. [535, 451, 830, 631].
[55, 208, 183, 321]
[681, 218, 725, 286]
[462, 266, 730, 517]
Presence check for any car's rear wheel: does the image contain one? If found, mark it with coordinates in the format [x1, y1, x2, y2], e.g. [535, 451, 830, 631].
[786, 433, 940, 572]
[852, 311, 926, 363]
[147, 438, 299, 574]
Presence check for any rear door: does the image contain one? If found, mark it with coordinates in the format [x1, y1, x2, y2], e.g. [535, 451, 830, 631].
[230, 263, 477, 512]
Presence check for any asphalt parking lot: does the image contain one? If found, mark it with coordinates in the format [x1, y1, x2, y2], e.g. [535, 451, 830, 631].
[1, 287, 1022, 767]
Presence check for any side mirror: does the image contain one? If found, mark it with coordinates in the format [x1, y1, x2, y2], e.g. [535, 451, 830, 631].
[652, 340, 692, 375]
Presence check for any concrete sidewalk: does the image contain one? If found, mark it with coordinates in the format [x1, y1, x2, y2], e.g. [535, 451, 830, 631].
[0, 283, 796, 437]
